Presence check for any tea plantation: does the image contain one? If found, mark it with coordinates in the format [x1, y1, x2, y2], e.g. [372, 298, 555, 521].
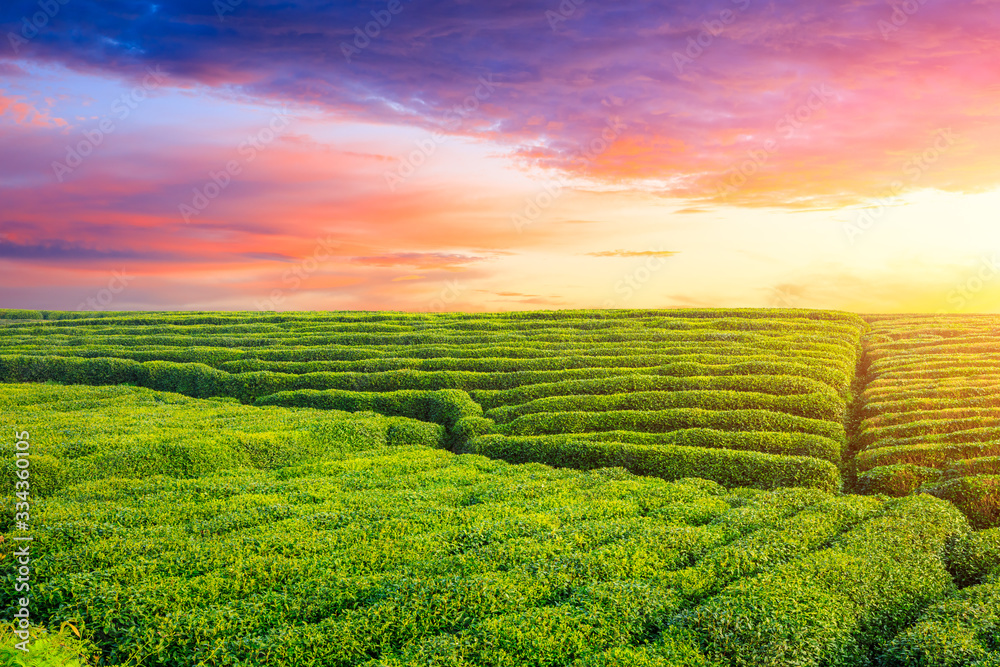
[0, 308, 998, 666]
[855, 315, 1000, 528]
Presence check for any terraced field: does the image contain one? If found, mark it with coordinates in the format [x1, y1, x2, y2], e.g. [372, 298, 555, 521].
[0, 309, 863, 493]
[2, 308, 1000, 666]
[855, 315, 1000, 528]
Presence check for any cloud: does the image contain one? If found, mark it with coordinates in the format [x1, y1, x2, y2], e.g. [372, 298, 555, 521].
[5, 0, 1000, 206]
[350, 252, 491, 270]
[0, 239, 168, 261]
[586, 250, 680, 258]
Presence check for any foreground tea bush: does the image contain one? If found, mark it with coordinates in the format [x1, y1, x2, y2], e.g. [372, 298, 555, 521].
[3, 430, 969, 667]
[0, 440, 966, 667]
[926, 475, 1000, 530]
[0, 383, 444, 498]
[681, 494, 968, 667]
[881, 574, 1000, 667]
[944, 528, 1000, 586]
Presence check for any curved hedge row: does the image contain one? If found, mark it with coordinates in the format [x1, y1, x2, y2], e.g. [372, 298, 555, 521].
[500, 408, 846, 443]
[478, 428, 840, 463]
[196, 350, 849, 374]
[485, 390, 843, 424]
[877, 428, 1000, 450]
[464, 434, 841, 492]
[0, 353, 852, 400]
[856, 441, 1000, 472]
[254, 388, 482, 429]
[473, 374, 838, 410]
[863, 380, 1000, 409]
[864, 407, 1000, 430]
[863, 390, 1000, 419]
[3, 341, 851, 368]
[858, 416, 1000, 449]
[576, 428, 841, 463]
[945, 456, 1000, 480]
[855, 464, 942, 497]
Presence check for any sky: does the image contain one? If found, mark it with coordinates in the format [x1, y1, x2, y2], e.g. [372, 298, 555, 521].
[2, 0, 1000, 313]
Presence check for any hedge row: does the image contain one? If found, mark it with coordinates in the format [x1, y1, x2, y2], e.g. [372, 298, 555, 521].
[855, 464, 942, 497]
[464, 434, 841, 492]
[254, 388, 482, 429]
[863, 379, 1000, 407]
[869, 344, 1000, 363]
[149, 350, 848, 375]
[873, 366, 1000, 382]
[206, 347, 850, 370]
[4, 323, 861, 352]
[862, 390, 1000, 419]
[0, 322, 857, 343]
[480, 428, 840, 464]
[500, 408, 846, 444]
[863, 407, 1000, 431]
[0, 354, 622, 398]
[859, 416, 1000, 449]
[680, 494, 968, 667]
[868, 353, 1000, 375]
[0, 327, 859, 353]
[945, 456, 1000, 480]
[872, 428, 1000, 450]
[485, 390, 843, 424]
[857, 441, 1000, 472]
[2, 338, 851, 365]
[574, 428, 841, 463]
[472, 374, 838, 411]
[0, 354, 852, 399]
